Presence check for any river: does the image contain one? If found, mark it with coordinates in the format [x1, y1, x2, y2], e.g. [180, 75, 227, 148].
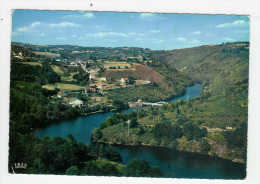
[33, 83, 246, 179]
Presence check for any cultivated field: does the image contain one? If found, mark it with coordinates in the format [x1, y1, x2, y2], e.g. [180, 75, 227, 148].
[21, 62, 42, 66]
[42, 83, 85, 92]
[34, 51, 60, 58]
[103, 61, 132, 69]
[51, 65, 64, 74]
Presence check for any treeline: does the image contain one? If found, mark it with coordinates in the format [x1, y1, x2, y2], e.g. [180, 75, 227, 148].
[10, 133, 163, 177]
[73, 73, 89, 85]
[11, 44, 37, 57]
[11, 61, 60, 85]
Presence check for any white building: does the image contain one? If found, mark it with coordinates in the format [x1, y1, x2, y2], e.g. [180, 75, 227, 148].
[68, 98, 83, 106]
[100, 77, 107, 82]
[121, 78, 129, 84]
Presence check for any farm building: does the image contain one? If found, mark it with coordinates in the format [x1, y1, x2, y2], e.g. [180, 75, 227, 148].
[89, 88, 96, 93]
[98, 84, 106, 90]
[100, 77, 107, 82]
[89, 74, 96, 80]
[68, 98, 83, 106]
[57, 91, 67, 98]
[121, 78, 129, 84]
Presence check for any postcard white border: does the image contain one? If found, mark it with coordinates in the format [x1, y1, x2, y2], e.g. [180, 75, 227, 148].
[0, 0, 260, 184]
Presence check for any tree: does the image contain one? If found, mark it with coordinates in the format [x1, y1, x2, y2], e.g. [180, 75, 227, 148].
[105, 147, 123, 163]
[193, 125, 202, 141]
[112, 100, 128, 110]
[182, 122, 194, 141]
[149, 166, 163, 177]
[65, 166, 79, 175]
[91, 128, 103, 142]
[172, 123, 182, 139]
[199, 138, 211, 153]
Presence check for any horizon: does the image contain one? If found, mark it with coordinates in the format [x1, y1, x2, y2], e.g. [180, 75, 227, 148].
[11, 10, 250, 50]
[11, 40, 250, 51]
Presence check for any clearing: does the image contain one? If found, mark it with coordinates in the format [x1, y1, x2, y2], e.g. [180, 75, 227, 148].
[102, 63, 169, 89]
[42, 83, 85, 92]
[34, 51, 60, 58]
[103, 61, 132, 69]
[21, 62, 42, 66]
[51, 65, 64, 74]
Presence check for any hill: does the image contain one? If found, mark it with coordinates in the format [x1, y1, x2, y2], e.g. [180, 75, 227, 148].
[94, 42, 249, 163]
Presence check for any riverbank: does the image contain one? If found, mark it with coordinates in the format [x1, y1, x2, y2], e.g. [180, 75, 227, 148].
[97, 137, 245, 164]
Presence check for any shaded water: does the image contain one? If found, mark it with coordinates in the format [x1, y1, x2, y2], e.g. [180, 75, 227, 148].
[33, 83, 246, 178]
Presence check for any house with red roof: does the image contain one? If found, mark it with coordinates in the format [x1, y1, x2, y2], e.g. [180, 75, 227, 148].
[89, 88, 96, 93]
[121, 78, 129, 84]
[89, 74, 96, 80]
[57, 91, 67, 98]
[98, 84, 107, 90]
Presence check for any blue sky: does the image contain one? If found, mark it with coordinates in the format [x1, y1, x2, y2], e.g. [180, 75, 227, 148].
[11, 10, 250, 50]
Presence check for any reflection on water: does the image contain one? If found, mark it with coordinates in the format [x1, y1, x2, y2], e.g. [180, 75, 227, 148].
[114, 145, 246, 179]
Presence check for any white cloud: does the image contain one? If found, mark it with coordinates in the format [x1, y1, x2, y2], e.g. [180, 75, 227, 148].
[216, 20, 249, 28]
[139, 13, 165, 20]
[177, 37, 187, 42]
[91, 26, 110, 31]
[12, 31, 22, 36]
[140, 13, 154, 18]
[223, 37, 234, 41]
[85, 32, 127, 38]
[135, 38, 164, 44]
[55, 37, 67, 40]
[85, 32, 145, 38]
[83, 13, 94, 18]
[62, 12, 94, 19]
[30, 22, 41, 28]
[16, 21, 42, 32]
[49, 22, 79, 28]
[148, 30, 160, 33]
[127, 32, 146, 37]
[191, 31, 201, 35]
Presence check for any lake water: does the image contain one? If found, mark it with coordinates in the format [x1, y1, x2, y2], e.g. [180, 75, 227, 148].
[33, 83, 246, 179]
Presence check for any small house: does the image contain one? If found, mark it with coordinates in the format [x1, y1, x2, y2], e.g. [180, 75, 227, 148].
[100, 77, 107, 82]
[98, 84, 106, 90]
[57, 91, 67, 98]
[89, 88, 96, 93]
[89, 74, 96, 80]
[121, 78, 129, 84]
[68, 98, 83, 106]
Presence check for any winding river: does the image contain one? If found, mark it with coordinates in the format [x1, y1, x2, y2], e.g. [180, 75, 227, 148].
[33, 83, 246, 179]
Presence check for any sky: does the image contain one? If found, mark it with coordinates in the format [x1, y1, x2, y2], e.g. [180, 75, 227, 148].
[11, 10, 250, 50]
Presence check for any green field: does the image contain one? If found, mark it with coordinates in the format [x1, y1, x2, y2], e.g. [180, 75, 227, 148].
[34, 51, 60, 58]
[51, 65, 64, 74]
[103, 61, 132, 69]
[21, 62, 42, 66]
[42, 83, 85, 92]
